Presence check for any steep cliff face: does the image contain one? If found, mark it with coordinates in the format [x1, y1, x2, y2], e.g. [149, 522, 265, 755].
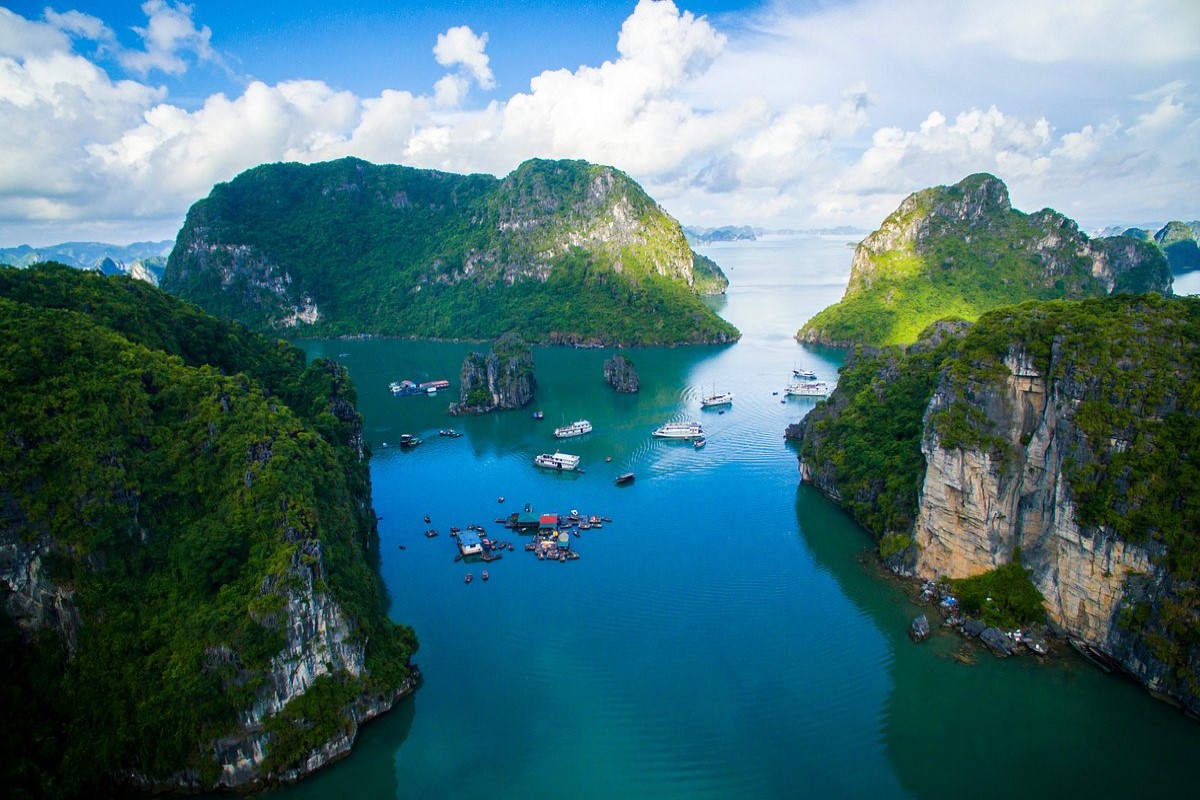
[450, 333, 536, 414]
[794, 295, 1200, 713]
[914, 347, 1162, 648]
[163, 157, 737, 345]
[798, 173, 1172, 347]
[603, 353, 640, 393]
[0, 266, 417, 796]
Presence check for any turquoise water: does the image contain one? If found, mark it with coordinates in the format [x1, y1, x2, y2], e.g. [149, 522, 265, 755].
[281, 237, 1200, 799]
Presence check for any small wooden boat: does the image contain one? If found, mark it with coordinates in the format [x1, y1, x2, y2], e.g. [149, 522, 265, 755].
[615, 472, 635, 486]
[423, 514, 431, 524]
[482, 571, 489, 581]
[425, 529, 438, 538]
[464, 574, 473, 584]
[397, 545, 406, 550]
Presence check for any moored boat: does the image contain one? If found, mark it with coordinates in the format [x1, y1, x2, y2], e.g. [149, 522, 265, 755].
[785, 381, 830, 397]
[554, 419, 593, 438]
[694, 437, 706, 449]
[400, 434, 423, 448]
[792, 367, 817, 380]
[652, 421, 704, 440]
[615, 472, 635, 486]
[534, 451, 581, 471]
[439, 429, 462, 437]
[700, 384, 733, 408]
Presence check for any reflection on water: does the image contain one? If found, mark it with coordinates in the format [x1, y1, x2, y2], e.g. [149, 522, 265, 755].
[271, 237, 1200, 799]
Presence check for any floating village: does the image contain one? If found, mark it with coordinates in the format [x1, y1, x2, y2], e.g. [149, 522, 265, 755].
[412, 503, 616, 584]
[386, 362, 835, 584]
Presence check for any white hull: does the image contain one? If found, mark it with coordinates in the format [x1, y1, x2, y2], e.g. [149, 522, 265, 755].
[700, 392, 733, 407]
[652, 422, 704, 439]
[786, 381, 830, 397]
[553, 419, 593, 438]
[535, 452, 581, 470]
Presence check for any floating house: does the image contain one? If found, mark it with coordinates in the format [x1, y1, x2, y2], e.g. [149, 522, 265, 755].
[515, 503, 540, 532]
[539, 513, 560, 533]
[458, 529, 483, 556]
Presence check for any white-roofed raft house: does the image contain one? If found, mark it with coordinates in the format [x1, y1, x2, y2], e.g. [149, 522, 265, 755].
[458, 529, 483, 557]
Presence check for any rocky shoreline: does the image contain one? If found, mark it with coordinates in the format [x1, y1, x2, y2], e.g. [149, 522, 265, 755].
[907, 578, 1050, 658]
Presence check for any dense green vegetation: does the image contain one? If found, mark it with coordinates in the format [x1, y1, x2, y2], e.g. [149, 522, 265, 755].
[1155, 221, 1200, 273]
[798, 174, 1170, 347]
[798, 293, 1199, 676]
[163, 157, 737, 345]
[0, 264, 415, 797]
[950, 561, 1047, 629]
[797, 338, 953, 536]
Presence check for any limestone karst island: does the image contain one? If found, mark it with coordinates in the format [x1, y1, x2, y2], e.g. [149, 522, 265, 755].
[3, 2, 1200, 798]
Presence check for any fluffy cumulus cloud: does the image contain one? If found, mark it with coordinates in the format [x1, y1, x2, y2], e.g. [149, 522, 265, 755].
[120, 0, 217, 76]
[1, 0, 1198, 243]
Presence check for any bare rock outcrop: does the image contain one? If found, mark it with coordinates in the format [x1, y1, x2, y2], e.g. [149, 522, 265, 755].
[449, 333, 536, 414]
[603, 354, 640, 393]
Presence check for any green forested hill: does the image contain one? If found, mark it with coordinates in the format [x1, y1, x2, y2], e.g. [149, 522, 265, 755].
[163, 157, 737, 345]
[792, 294, 1200, 708]
[798, 174, 1171, 347]
[0, 264, 415, 797]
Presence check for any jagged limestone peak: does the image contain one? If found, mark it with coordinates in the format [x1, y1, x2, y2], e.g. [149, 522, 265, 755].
[799, 173, 1170, 347]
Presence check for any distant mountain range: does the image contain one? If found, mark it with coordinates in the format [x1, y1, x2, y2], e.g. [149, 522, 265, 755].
[1102, 221, 1200, 273]
[0, 240, 172, 284]
[682, 224, 867, 245]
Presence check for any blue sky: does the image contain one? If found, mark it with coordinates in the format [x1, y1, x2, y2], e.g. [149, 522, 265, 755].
[1, 1, 1197, 245]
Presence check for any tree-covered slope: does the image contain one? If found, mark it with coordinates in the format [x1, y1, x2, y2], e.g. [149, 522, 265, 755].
[792, 294, 1200, 711]
[0, 264, 416, 797]
[163, 157, 737, 346]
[798, 174, 1171, 347]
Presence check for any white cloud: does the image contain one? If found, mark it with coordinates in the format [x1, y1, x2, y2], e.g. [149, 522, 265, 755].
[433, 26, 494, 91]
[120, 0, 216, 76]
[43, 9, 115, 45]
[1, 0, 1199, 244]
[953, 0, 1200, 65]
[1128, 93, 1187, 138]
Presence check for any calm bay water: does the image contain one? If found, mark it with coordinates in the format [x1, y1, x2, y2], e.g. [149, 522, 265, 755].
[281, 236, 1200, 799]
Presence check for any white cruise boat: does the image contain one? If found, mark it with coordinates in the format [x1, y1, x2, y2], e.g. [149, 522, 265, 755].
[786, 381, 830, 397]
[553, 419, 593, 438]
[792, 367, 818, 380]
[700, 390, 733, 408]
[534, 451, 581, 471]
[652, 421, 705, 439]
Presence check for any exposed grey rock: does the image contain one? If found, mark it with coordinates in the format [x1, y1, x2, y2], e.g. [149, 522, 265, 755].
[603, 354, 640, 393]
[980, 626, 1015, 656]
[449, 333, 536, 414]
[962, 619, 987, 638]
[909, 614, 931, 643]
